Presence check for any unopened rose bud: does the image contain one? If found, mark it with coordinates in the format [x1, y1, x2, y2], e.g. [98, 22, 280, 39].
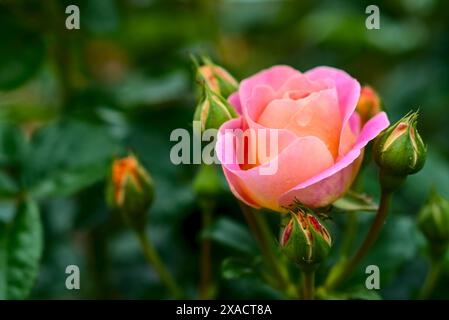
[373, 111, 426, 191]
[197, 59, 238, 98]
[106, 154, 154, 230]
[280, 208, 332, 271]
[193, 86, 238, 132]
[418, 190, 449, 258]
[356, 86, 381, 123]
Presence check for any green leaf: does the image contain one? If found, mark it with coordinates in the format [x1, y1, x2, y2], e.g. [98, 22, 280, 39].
[0, 201, 15, 224]
[0, 123, 28, 166]
[0, 171, 18, 198]
[202, 217, 258, 254]
[221, 257, 261, 280]
[113, 72, 189, 108]
[24, 120, 119, 198]
[0, 198, 43, 299]
[337, 214, 421, 296]
[0, 123, 24, 199]
[319, 285, 382, 300]
[333, 190, 378, 212]
[84, 0, 120, 34]
[366, 214, 420, 274]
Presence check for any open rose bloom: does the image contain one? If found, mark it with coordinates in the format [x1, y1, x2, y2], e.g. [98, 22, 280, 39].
[216, 66, 390, 212]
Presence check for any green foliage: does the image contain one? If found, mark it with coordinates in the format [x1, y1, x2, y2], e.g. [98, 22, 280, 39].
[0, 123, 28, 166]
[221, 257, 262, 280]
[203, 217, 258, 255]
[0, 199, 43, 299]
[0, 172, 18, 198]
[0, 0, 448, 300]
[24, 121, 120, 198]
[320, 285, 382, 300]
[333, 191, 378, 212]
[0, 17, 45, 90]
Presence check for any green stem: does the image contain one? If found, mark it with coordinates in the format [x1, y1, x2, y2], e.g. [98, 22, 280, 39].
[302, 270, 315, 300]
[136, 230, 182, 299]
[339, 212, 358, 259]
[324, 212, 359, 291]
[419, 258, 443, 299]
[86, 225, 111, 299]
[325, 190, 392, 290]
[199, 201, 214, 299]
[238, 202, 292, 294]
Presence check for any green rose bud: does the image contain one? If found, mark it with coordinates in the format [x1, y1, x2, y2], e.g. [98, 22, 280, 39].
[418, 189, 449, 258]
[373, 111, 426, 191]
[106, 154, 154, 230]
[197, 58, 238, 98]
[193, 85, 238, 132]
[193, 164, 223, 200]
[280, 208, 332, 271]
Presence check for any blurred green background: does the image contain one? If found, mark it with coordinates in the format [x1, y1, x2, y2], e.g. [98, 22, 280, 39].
[1, 0, 449, 299]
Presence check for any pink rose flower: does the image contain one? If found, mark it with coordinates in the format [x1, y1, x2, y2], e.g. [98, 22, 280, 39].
[215, 65, 390, 212]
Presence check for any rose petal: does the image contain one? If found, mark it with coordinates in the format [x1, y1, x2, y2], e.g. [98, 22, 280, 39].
[338, 123, 358, 158]
[305, 66, 361, 157]
[279, 112, 390, 208]
[228, 91, 242, 115]
[216, 118, 334, 211]
[239, 65, 300, 108]
[244, 85, 276, 124]
[257, 98, 303, 128]
[216, 118, 264, 206]
[258, 89, 342, 158]
[275, 73, 329, 98]
[338, 112, 362, 158]
[349, 112, 362, 136]
[285, 89, 342, 158]
[279, 155, 363, 208]
[239, 86, 298, 161]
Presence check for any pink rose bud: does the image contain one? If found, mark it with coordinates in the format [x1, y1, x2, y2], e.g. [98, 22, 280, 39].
[215, 65, 390, 212]
[280, 206, 332, 270]
[356, 86, 381, 124]
[197, 59, 238, 98]
[106, 154, 154, 230]
[373, 111, 426, 191]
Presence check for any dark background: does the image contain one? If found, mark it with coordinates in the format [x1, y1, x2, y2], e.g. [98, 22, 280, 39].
[0, 0, 448, 299]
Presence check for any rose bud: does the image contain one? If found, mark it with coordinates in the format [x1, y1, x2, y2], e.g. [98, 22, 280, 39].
[373, 111, 426, 190]
[193, 85, 238, 132]
[356, 86, 381, 124]
[280, 208, 332, 270]
[197, 59, 238, 98]
[418, 189, 449, 258]
[106, 154, 154, 230]
[193, 164, 223, 200]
